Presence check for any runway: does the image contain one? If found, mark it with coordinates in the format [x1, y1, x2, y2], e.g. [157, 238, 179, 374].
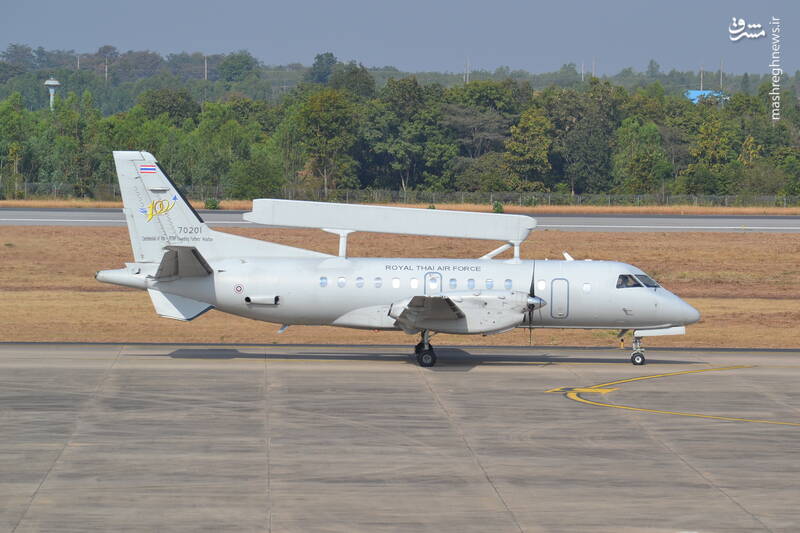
[2, 207, 800, 232]
[2, 343, 798, 532]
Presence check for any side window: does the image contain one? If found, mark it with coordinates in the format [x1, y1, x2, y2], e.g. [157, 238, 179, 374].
[449, 278, 457, 289]
[410, 278, 419, 289]
[392, 277, 400, 288]
[319, 276, 328, 288]
[485, 279, 494, 289]
[337, 276, 346, 288]
[467, 278, 475, 290]
[635, 274, 660, 288]
[356, 276, 364, 288]
[374, 277, 383, 288]
[504, 279, 513, 290]
[616, 274, 642, 289]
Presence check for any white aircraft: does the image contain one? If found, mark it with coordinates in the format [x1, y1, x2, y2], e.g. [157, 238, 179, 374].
[97, 151, 700, 367]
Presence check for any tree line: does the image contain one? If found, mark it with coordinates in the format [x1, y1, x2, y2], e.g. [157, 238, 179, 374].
[0, 47, 799, 200]
[3, 43, 799, 112]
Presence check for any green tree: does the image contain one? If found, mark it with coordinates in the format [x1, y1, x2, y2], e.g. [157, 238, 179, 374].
[329, 61, 376, 98]
[453, 151, 543, 192]
[440, 103, 510, 158]
[293, 88, 358, 195]
[228, 141, 285, 198]
[1, 44, 36, 70]
[138, 88, 200, 124]
[446, 80, 518, 113]
[504, 107, 552, 184]
[687, 118, 735, 174]
[779, 153, 800, 195]
[611, 117, 672, 194]
[380, 76, 425, 120]
[218, 51, 259, 82]
[111, 51, 164, 82]
[305, 52, 337, 84]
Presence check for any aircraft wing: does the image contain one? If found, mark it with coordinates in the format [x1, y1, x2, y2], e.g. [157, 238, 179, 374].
[390, 295, 465, 333]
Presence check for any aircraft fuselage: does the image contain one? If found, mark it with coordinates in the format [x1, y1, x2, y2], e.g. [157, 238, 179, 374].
[157, 257, 698, 333]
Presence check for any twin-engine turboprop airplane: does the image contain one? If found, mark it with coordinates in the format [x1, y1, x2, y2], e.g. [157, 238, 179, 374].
[96, 151, 700, 367]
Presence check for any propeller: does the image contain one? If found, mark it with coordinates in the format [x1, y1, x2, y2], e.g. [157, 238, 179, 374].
[526, 277, 547, 345]
[527, 276, 536, 345]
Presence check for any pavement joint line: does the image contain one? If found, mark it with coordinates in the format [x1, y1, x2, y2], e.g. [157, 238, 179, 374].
[263, 346, 272, 533]
[11, 344, 125, 532]
[603, 377, 773, 531]
[554, 365, 800, 428]
[416, 366, 524, 533]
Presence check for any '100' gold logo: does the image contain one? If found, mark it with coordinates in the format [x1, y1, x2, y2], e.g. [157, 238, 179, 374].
[143, 199, 175, 221]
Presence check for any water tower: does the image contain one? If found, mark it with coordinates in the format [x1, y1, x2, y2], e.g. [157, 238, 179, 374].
[44, 78, 61, 110]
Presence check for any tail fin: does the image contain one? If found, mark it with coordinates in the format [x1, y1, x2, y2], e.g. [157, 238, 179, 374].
[114, 151, 208, 262]
[113, 151, 328, 262]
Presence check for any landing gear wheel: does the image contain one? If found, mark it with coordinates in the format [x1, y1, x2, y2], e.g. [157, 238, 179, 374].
[630, 351, 646, 366]
[414, 342, 425, 355]
[417, 349, 437, 368]
[630, 336, 646, 365]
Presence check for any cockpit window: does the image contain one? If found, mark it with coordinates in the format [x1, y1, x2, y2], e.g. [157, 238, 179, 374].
[635, 274, 660, 288]
[616, 274, 643, 288]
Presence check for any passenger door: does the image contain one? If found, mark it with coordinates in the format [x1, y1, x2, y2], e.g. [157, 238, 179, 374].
[550, 278, 569, 319]
[424, 272, 442, 295]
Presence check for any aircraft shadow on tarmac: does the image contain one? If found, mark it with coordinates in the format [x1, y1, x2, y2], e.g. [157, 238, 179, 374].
[127, 348, 697, 371]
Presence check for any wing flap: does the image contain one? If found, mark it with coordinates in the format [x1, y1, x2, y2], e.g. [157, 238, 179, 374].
[391, 296, 466, 332]
[406, 295, 466, 320]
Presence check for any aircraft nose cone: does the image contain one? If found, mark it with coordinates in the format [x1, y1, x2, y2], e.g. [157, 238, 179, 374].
[681, 300, 701, 325]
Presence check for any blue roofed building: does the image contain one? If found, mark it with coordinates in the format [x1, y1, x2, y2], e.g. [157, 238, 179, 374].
[684, 90, 728, 104]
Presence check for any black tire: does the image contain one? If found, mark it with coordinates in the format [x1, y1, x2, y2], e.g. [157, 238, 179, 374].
[414, 342, 425, 355]
[631, 352, 645, 366]
[417, 349, 437, 367]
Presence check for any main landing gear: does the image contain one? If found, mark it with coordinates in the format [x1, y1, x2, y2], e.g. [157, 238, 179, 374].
[414, 330, 437, 367]
[630, 336, 646, 366]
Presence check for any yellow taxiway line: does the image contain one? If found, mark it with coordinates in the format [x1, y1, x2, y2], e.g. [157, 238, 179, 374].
[547, 366, 800, 427]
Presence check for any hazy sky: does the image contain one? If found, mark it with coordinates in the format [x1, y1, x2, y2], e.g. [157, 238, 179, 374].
[1, 0, 796, 75]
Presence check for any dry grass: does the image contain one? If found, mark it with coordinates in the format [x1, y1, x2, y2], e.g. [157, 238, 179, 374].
[1, 226, 798, 348]
[0, 198, 127, 209]
[382, 203, 800, 216]
[0, 198, 228, 210]
[2, 198, 800, 216]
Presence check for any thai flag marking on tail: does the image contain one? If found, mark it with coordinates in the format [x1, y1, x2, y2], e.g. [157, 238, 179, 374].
[139, 164, 157, 174]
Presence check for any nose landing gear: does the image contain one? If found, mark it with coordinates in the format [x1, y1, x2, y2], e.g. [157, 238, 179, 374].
[414, 330, 437, 367]
[630, 336, 646, 365]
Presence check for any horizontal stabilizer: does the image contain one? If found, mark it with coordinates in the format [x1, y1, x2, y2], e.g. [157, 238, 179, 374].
[153, 246, 212, 280]
[147, 289, 212, 321]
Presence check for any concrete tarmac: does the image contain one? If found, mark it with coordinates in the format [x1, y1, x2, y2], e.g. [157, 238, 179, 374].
[2, 207, 800, 232]
[1, 343, 799, 532]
